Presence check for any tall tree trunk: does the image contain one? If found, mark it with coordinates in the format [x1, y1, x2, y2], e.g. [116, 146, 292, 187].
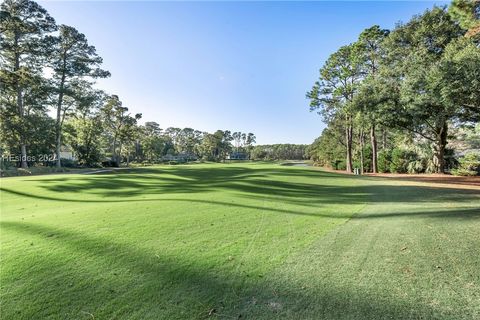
[55, 57, 67, 168]
[20, 144, 28, 169]
[14, 34, 28, 169]
[382, 126, 387, 150]
[370, 123, 378, 173]
[55, 90, 64, 169]
[434, 122, 448, 174]
[55, 129, 62, 168]
[117, 142, 122, 167]
[345, 116, 353, 173]
[18, 89, 28, 168]
[359, 128, 365, 174]
[55, 83, 65, 168]
[112, 137, 117, 167]
[135, 140, 140, 161]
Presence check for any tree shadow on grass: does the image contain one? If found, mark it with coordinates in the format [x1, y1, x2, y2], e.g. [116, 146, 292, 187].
[2, 166, 479, 206]
[1, 220, 448, 320]
[2, 186, 479, 222]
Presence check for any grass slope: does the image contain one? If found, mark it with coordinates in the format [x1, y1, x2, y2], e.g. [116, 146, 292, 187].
[1, 163, 479, 319]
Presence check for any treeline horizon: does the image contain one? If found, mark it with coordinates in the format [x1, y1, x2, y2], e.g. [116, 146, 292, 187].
[306, 1, 479, 175]
[0, 0, 312, 170]
[0, 0, 264, 169]
[251, 144, 309, 161]
[2, 0, 479, 174]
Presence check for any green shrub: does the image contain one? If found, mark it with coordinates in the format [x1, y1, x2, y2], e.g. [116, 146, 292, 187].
[330, 159, 344, 170]
[331, 160, 346, 171]
[17, 168, 32, 176]
[60, 158, 78, 168]
[406, 155, 435, 174]
[451, 152, 480, 176]
[0, 159, 15, 170]
[390, 148, 417, 173]
[377, 149, 391, 173]
[406, 143, 437, 173]
[359, 144, 372, 172]
[352, 160, 361, 171]
[451, 168, 478, 176]
[407, 159, 425, 174]
[444, 148, 458, 172]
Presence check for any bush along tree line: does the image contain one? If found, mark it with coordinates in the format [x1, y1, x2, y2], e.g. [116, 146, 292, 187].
[307, 1, 480, 176]
[250, 144, 309, 161]
[0, 0, 258, 170]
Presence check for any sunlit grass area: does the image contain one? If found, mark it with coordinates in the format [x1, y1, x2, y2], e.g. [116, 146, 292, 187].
[1, 163, 479, 319]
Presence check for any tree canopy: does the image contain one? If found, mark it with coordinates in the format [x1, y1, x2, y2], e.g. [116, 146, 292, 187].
[308, 5, 480, 174]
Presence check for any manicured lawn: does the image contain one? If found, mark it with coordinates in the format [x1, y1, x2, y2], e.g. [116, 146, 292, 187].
[1, 163, 479, 319]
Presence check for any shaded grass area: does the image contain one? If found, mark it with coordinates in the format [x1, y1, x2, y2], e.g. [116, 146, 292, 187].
[254, 179, 480, 319]
[1, 163, 479, 319]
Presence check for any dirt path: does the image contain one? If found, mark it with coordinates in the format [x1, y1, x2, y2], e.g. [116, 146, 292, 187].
[316, 167, 480, 190]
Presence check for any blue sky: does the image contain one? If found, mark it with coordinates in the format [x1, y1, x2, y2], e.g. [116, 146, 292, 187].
[40, 1, 448, 144]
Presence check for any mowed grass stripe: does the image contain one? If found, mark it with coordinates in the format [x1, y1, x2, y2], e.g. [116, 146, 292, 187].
[247, 175, 480, 319]
[1, 163, 478, 319]
[1, 163, 365, 319]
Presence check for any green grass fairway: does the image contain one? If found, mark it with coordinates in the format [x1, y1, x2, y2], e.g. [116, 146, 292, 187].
[1, 163, 479, 319]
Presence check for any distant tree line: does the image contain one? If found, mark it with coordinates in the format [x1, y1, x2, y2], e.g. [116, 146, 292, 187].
[131, 127, 255, 164]
[307, 1, 480, 175]
[0, 0, 256, 169]
[251, 144, 308, 160]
